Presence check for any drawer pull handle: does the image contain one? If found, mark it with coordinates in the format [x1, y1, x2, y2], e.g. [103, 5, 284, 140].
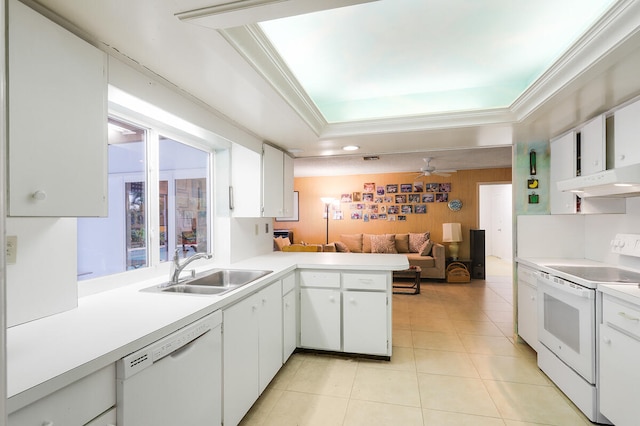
[617, 311, 640, 322]
[603, 336, 612, 345]
[358, 278, 373, 283]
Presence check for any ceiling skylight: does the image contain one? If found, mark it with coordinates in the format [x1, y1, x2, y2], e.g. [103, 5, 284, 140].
[258, 0, 615, 123]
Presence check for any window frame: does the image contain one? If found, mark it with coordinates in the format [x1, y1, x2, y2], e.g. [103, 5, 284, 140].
[78, 107, 216, 292]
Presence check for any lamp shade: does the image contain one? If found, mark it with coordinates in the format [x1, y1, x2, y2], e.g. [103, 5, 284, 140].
[442, 223, 462, 243]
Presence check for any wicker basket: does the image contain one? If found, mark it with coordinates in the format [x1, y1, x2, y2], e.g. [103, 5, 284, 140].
[446, 262, 470, 283]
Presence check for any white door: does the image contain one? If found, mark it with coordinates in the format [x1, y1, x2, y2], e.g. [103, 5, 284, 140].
[479, 183, 512, 261]
[343, 291, 388, 355]
[300, 288, 341, 351]
[258, 281, 283, 393]
[283, 289, 297, 362]
[223, 293, 260, 426]
[600, 324, 640, 426]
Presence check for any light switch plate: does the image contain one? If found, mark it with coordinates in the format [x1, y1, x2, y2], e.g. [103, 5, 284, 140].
[7, 235, 17, 264]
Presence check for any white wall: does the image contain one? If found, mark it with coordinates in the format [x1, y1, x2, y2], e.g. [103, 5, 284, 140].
[6, 218, 77, 327]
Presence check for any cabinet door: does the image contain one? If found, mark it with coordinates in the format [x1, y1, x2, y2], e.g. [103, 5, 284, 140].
[223, 293, 260, 426]
[517, 280, 538, 351]
[282, 153, 295, 217]
[283, 290, 297, 362]
[580, 114, 606, 176]
[262, 144, 285, 217]
[550, 132, 577, 214]
[343, 291, 388, 355]
[8, 0, 107, 217]
[600, 324, 640, 426]
[231, 143, 262, 217]
[613, 99, 640, 168]
[300, 288, 341, 351]
[258, 281, 283, 393]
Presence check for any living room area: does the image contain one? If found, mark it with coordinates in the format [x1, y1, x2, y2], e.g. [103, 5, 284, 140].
[273, 167, 512, 279]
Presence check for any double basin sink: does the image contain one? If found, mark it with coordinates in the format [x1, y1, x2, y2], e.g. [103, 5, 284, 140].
[145, 269, 273, 296]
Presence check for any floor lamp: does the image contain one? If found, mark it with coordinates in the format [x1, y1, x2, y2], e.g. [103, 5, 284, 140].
[320, 197, 336, 244]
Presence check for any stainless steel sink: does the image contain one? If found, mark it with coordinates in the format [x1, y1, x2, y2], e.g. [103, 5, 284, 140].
[187, 269, 272, 287]
[143, 269, 273, 296]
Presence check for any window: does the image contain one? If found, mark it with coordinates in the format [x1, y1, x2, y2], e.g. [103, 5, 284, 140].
[78, 117, 211, 280]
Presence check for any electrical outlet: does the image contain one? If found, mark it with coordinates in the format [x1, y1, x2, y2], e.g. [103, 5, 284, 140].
[7, 235, 17, 264]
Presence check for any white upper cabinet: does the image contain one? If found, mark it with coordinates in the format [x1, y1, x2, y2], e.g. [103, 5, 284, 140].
[579, 114, 606, 176]
[8, 0, 107, 217]
[550, 132, 576, 214]
[614, 99, 640, 168]
[230, 143, 262, 217]
[262, 144, 294, 218]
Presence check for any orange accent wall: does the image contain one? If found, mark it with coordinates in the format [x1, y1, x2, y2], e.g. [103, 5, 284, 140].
[274, 168, 511, 259]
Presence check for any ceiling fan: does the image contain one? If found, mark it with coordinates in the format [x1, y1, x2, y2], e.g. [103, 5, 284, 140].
[414, 157, 456, 178]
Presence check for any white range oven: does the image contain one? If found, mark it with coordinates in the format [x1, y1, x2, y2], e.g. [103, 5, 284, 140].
[536, 264, 640, 424]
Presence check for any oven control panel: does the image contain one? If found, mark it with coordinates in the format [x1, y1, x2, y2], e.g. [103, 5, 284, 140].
[610, 233, 640, 257]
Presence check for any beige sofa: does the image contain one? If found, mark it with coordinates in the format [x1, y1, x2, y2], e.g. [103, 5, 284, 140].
[335, 233, 445, 279]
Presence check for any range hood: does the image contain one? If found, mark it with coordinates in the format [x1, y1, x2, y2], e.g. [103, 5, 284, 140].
[557, 163, 640, 198]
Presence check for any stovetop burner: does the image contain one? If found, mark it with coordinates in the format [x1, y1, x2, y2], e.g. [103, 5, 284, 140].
[549, 265, 640, 283]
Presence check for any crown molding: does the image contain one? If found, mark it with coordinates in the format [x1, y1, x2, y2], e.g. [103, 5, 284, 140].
[511, 0, 640, 122]
[219, 0, 640, 140]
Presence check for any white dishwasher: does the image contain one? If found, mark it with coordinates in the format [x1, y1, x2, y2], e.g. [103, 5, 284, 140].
[117, 310, 222, 426]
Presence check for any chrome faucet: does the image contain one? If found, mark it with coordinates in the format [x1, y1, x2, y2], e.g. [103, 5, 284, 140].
[169, 248, 213, 285]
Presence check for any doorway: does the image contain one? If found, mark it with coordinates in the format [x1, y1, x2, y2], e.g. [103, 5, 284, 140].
[479, 183, 513, 273]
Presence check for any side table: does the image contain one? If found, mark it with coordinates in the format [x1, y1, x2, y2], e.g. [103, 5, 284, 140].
[392, 266, 421, 295]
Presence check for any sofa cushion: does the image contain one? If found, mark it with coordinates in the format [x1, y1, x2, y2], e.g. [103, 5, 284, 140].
[419, 239, 434, 256]
[334, 241, 350, 252]
[323, 243, 337, 252]
[395, 233, 409, 253]
[340, 233, 363, 253]
[409, 232, 430, 252]
[274, 236, 291, 251]
[371, 234, 398, 254]
[406, 252, 435, 268]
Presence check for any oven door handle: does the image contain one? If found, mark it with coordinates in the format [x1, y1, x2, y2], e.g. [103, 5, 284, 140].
[539, 278, 594, 299]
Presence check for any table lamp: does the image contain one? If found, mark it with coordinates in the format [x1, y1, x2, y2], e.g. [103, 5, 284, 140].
[442, 223, 462, 260]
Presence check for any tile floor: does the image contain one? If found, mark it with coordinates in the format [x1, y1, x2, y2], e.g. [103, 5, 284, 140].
[239, 260, 594, 426]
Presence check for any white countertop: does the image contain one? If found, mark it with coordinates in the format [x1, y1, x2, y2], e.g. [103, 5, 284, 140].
[599, 283, 640, 305]
[7, 252, 408, 412]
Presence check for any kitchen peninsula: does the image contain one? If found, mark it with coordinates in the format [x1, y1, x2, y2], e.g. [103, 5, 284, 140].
[6, 252, 408, 425]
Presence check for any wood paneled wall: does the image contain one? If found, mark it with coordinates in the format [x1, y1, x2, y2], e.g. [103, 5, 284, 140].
[274, 168, 511, 259]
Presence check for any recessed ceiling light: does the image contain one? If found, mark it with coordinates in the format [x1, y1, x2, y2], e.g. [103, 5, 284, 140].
[343, 145, 359, 151]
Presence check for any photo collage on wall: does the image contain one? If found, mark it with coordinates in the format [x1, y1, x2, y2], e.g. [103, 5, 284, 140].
[335, 181, 452, 222]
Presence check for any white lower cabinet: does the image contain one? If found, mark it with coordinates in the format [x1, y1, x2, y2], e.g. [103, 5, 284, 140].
[343, 291, 388, 355]
[282, 273, 297, 362]
[223, 280, 282, 426]
[9, 364, 116, 426]
[299, 270, 391, 356]
[516, 264, 538, 351]
[599, 294, 640, 426]
[300, 287, 342, 351]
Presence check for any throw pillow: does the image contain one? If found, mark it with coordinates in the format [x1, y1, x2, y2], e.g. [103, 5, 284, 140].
[274, 236, 291, 251]
[409, 232, 430, 252]
[371, 234, 398, 254]
[419, 239, 434, 256]
[395, 233, 409, 253]
[363, 233, 374, 253]
[340, 234, 363, 253]
[334, 241, 350, 252]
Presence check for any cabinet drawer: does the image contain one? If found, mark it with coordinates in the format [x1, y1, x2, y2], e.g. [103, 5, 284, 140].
[603, 295, 640, 338]
[299, 270, 340, 288]
[517, 264, 538, 286]
[9, 364, 115, 426]
[282, 272, 296, 294]
[343, 272, 387, 291]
